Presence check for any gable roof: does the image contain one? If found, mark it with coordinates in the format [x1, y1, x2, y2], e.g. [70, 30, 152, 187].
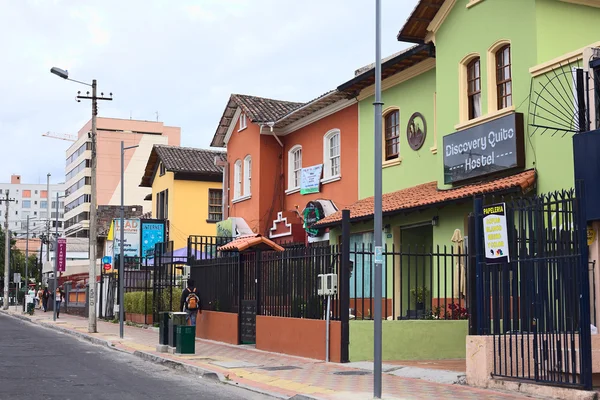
[217, 234, 285, 252]
[397, 0, 445, 44]
[314, 169, 536, 228]
[140, 145, 226, 187]
[211, 94, 303, 147]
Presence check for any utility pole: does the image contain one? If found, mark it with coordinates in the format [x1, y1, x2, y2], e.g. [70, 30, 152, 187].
[25, 215, 29, 287]
[53, 193, 60, 322]
[46, 174, 50, 263]
[1, 191, 16, 310]
[373, 0, 383, 398]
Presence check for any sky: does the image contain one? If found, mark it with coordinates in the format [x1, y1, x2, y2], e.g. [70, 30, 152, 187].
[0, 0, 417, 185]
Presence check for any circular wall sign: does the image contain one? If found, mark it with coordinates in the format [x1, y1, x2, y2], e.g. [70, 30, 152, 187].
[407, 112, 427, 151]
[303, 201, 325, 238]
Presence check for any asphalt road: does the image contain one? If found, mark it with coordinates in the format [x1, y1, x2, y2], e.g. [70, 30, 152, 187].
[0, 313, 273, 400]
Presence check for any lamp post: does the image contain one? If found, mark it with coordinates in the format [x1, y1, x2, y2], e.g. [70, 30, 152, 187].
[50, 67, 112, 333]
[119, 141, 139, 339]
[52, 193, 65, 322]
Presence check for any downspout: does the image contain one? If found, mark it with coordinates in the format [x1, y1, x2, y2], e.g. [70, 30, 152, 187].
[260, 123, 285, 235]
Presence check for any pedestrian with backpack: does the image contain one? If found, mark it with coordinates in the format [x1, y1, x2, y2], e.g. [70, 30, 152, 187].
[180, 279, 201, 326]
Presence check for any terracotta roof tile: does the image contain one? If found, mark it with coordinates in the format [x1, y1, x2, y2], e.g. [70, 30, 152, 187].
[231, 94, 303, 123]
[315, 170, 536, 227]
[218, 234, 285, 252]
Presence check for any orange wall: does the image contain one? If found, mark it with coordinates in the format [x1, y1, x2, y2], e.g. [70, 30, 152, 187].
[256, 316, 341, 362]
[195, 310, 239, 345]
[282, 103, 359, 213]
[258, 132, 284, 236]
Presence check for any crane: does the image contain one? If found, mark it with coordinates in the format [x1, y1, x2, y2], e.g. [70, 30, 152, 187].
[42, 131, 77, 142]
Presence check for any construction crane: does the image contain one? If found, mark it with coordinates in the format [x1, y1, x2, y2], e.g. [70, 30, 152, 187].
[42, 131, 77, 142]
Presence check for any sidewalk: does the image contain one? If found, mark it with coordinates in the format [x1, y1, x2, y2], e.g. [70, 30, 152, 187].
[1, 307, 538, 400]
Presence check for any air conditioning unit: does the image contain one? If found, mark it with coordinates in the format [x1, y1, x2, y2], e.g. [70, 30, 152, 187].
[317, 273, 338, 296]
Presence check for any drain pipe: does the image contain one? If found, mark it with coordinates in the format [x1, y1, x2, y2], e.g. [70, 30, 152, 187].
[260, 122, 283, 147]
[326, 294, 331, 362]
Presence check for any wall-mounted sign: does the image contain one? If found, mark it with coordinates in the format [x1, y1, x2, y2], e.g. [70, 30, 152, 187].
[303, 201, 325, 237]
[443, 113, 525, 184]
[407, 112, 427, 151]
[300, 164, 323, 195]
[483, 203, 510, 264]
[113, 219, 141, 258]
[57, 238, 67, 272]
[141, 221, 165, 258]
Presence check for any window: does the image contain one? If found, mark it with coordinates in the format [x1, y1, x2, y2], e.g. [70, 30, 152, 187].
[208, 189, 223, 222]
[40, 211, 47, 219]
[239, 113, 247, 131]
[384, 110, 400, 160]
[23, 190, 31, 198]
[159, 162, 166, 176]
[323, 129, 341, 179]
[34, 201, 38, 205]
[40, 201, 47, 209]
[243, 155, 251, 196]
[33, 211, 37, 216]
[233, 160, 242, 199]
[156, 189, 169, 219]
[288, 146, 302, 190]
[23, 200, 31, 208]
[467, 58, 482, 119]
[496, 46, 512, 109]
[34, 190, 38, 195]
[41, 190, 47, 199]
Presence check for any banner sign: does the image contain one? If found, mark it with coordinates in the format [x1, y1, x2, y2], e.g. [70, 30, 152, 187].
[57, 238, 67, 272]
[300, 164, 323, 195]
[113, 219, 141, 258]
[303, 201, 325, 237]
[483, 203, 510, 264]
[141, 221, 165, 258]
[443, 113, 525, 184]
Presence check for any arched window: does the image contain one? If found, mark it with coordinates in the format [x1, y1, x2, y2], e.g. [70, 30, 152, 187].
[243, 155, 251, 196]
[495, 45, 512, 109]
[288, 145, 302, 190]
[384, 109, 400, 160]
[467, 57, 481, 119]
[323, 129, 341, 179]
[233, 159, 242, 199]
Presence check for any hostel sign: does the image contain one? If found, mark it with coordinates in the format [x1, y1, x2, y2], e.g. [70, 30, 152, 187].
[443, 113, 525, 184]
[483, 203, 510, 264]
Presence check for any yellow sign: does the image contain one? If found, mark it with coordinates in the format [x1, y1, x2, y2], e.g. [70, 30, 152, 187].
[482, 202, 510, 264]
[588, 227, 596, 246]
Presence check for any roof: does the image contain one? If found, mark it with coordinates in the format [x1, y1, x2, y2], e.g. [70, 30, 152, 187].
[397, 0, 445, 44]
[337, 44, 435, 96]
[211, 94, 304, 147]
[140, 145, 226, 187]
[218, 234, 285, 252]
[315, 169, 536, 228]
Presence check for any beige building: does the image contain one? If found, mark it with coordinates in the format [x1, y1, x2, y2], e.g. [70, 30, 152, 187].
[64, 117, 180, 238]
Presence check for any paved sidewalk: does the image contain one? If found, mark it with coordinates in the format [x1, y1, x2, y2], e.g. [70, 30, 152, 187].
[1, 308, 538, 400]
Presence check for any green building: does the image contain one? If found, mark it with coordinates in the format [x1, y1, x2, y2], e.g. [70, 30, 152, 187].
[316, 0, 600, 361]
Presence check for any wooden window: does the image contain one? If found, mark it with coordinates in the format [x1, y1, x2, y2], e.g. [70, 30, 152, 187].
[384, 110, 400, 160]
[208, 189, 223, 222]
[156, 189, 169, 219]
[324, 130, 341, 178]
[467, 58, 482, 119]
[291, 147, 302, 188]
[243, 156, 251, 196]
[233, 160, 242, 198]
[496, 45, 512, 109]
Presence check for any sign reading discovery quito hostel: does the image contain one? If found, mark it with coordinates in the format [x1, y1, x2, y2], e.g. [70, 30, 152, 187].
[483, 203, 510, 264]
[443, 113, 525, 184]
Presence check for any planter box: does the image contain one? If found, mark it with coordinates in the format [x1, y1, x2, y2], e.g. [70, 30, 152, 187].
[125, 313, 153, 325]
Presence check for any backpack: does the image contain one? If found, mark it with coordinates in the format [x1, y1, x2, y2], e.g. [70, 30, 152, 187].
[185, 288, 200, 310]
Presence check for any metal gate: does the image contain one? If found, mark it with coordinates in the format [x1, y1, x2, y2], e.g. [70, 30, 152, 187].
[239, 252, 258, 344]
[152, 241, 180, 322]
[473, 186, 592, 389]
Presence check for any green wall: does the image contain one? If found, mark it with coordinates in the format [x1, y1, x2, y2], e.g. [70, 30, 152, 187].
[358, 68, 437, 199]
[349, 320, 468, 361]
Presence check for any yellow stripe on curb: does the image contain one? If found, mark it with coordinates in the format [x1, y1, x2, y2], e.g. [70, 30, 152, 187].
[234, 369, 334, 395]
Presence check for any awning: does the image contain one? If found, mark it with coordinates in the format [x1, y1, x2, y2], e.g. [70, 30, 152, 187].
[218, 234, 285, 252]
[314, 169, 536, 228]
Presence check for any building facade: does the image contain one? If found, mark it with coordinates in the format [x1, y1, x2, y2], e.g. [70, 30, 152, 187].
[0, 174, 66, 239]
[64, 117, 180, 238]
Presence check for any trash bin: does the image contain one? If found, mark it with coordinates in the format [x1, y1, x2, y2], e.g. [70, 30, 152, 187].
[158, 312, 170, 345]
[27, 302, 35, 315]
[168, 312, 187, 348]
[176, 325, 196, 354]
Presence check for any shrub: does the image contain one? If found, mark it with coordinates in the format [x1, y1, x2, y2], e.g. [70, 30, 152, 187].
[123, 287, 184, 314]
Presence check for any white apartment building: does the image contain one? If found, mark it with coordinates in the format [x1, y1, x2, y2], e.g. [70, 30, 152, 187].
[0, 174, 66, 239]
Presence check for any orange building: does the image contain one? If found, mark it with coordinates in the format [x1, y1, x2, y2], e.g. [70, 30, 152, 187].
[211, 92, 358, 244]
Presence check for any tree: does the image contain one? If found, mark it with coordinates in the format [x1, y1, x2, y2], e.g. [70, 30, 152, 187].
[11, 249, 40, 285]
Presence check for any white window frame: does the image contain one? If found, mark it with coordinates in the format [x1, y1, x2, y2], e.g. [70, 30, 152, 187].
[287, 145, 302, 193]
[238, 113, 247, 131]
[233, 160, 242, 199]
[243, 155, 252, 196]
[323, 129, 341, 183]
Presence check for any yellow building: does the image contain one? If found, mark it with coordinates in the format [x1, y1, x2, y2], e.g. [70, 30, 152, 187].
[139, 145, 225, 251]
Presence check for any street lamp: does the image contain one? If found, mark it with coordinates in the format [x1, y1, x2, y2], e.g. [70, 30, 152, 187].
[119, 141, 139, 339]
[51, 67, 113, 333]
[52, 193, 65, 322]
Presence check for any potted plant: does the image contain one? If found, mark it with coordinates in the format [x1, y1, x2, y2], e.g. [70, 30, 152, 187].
[410, 286, 429, 310]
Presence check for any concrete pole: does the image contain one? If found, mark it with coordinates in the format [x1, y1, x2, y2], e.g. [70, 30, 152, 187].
[373, 0, 383, 398]
[120, 141, 125, 339]
[53, 192, 59, 322]
[25, 215, 29, 286]
[46, 174, 50, 263]
[3, 191, 10, 310]
[88, 79, 98, 333]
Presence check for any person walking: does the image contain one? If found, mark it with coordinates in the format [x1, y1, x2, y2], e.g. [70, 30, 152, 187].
[42, 287, 49, 312]
[36, 287, 43, 309]
[54, 286, 65, 318]
[180, 279, 201, 326]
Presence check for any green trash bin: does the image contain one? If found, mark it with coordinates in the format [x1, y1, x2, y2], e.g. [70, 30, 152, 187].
[176, 325, 196, 354]
[168, 312, 187, 348]
[27, 302, 35, 315]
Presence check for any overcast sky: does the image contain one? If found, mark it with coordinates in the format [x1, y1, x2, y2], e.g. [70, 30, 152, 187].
[0, 0, 416, 185]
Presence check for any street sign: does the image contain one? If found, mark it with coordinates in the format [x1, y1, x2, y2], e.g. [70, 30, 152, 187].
[57, 238, 67, 272]
[13, 273, 21, 283]
[374, 246, 383, 264]
[102, 256, 111, 264]
[103, 263, 111, 271]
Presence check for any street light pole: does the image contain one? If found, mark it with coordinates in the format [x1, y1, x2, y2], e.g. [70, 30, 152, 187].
[120, 141, 139, 339]
[50, 67, 112, 333]
[53, 193, 59, 322]
[46, 173, 50, 263]
[25, 215, 29, 287]
[373, 0, 383, 398]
